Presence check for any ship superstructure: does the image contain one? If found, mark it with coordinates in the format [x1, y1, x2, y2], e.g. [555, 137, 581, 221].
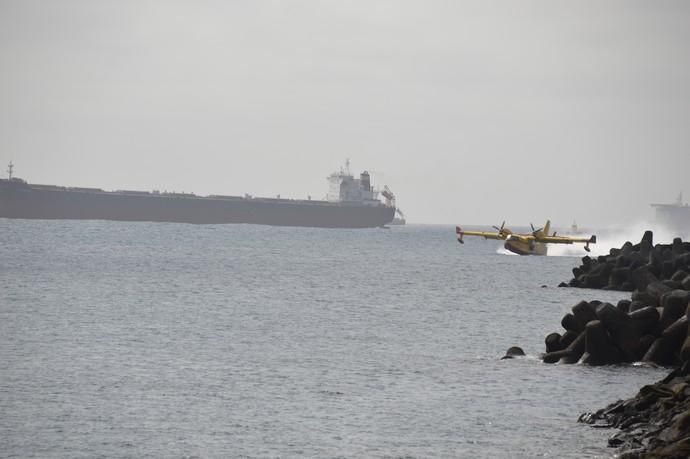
[326, 159, 380, 204]
[0, 162, 396, 228]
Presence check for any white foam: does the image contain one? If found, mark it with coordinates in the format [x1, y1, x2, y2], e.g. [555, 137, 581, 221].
[547, 220, 684, 257]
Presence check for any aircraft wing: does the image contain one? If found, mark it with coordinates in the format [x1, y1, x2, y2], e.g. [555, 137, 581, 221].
[538, 234, 597, 252]
[538, 234, 596, 245]
[456, 226, 507, 243]
[506, 234, 534, 242]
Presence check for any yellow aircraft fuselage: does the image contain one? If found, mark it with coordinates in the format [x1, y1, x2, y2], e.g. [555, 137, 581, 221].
[503, 236, 548, 256]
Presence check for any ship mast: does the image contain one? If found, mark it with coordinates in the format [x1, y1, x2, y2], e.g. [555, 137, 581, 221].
[7, 161, 13, 180]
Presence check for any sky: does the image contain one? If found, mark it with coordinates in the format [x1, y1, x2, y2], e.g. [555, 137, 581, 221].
[1, 0, 689, 226]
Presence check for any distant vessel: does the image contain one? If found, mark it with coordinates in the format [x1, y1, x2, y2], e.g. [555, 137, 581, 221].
[0, 161, 396, 228]
[651, 192, 690, 237]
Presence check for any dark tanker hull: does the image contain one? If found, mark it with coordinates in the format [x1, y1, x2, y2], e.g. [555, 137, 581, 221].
[0, 181, 396, 228]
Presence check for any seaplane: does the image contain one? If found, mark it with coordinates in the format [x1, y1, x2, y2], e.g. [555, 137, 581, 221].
[455, 220, 596, 256]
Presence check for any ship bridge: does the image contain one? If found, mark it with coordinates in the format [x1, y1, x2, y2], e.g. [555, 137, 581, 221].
[326, 161, 382, 205]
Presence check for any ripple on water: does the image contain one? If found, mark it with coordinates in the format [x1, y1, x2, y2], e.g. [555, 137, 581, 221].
[0, 220, 666, 458]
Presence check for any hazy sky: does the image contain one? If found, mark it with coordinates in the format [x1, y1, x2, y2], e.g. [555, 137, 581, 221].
[1, 0, 689, 225]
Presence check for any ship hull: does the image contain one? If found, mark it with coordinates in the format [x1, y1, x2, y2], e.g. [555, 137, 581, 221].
[0, 184, 395, 228]
[652, 204, 690, 238]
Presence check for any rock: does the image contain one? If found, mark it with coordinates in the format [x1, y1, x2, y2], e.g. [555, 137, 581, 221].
[501, 346, 525, 359]
[642, 320, 685, 367]
[680, 335, 690, 362]
[581, 320, 623, 365]
[631, 265, 659, 292]
[678, 253, 690, 269]
[639, 334, 656, 358]
[559, 330, 578, 349]
[545, 332, 562, 353]
[609, 267, 631, 288]
[638, 240, 652, 258]
[595, 302, 643, 362]
[662, 280, 683, 290]
[595, 302, 624, 324]
[543, 331, 585, 364]
[581, 255, 592, 269]
[658, 290, 690, 332]
[631, 290, 655, 306]
[620, 281, 635, 292]
[629, 306, 660, 336]
[543, 349, 569, 364]
[671, 270, 688, 282]
[672, 237, 684, 256]
[662, 316, 688, 350]
[572, 301, 598, 331]
[662, 260, 676, 279]
[642, 338, 669, 365]
[641, 230, 653, 246]
[579, 362, 690, 457]
[561, 330, 587, 363]
[617, 299, 632, 313]
[628, 300, 647, 313]
[646, 281, 673, 307]
[561, 313, 578, 333]
[585, 263, 613, 289]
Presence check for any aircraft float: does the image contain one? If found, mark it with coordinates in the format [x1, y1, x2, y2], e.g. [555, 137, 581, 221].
[455, 220, 596, 256]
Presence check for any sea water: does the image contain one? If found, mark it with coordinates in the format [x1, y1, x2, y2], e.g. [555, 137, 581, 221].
[0, 220, 665, 458]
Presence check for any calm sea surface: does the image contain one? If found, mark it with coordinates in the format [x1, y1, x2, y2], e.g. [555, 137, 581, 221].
[0, 220, 666, 458]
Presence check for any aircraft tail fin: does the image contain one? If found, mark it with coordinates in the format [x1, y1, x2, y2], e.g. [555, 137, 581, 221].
[543, 220, 551, 236]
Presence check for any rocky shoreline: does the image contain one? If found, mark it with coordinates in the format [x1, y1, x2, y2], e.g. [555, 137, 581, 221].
[543, 232, 690, 457]
[578, 363, 690, 458]
[559, 230, 690, 292]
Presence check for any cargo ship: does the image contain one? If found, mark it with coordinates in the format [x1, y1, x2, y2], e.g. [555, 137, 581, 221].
[651, 192, 690, 237]
[0, 161, 396, 228]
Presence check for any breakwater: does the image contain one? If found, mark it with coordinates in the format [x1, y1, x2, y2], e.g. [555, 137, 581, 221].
[560, 230, 690, 291]
[544, 232, 690, 366]
[542, 231, 690, 457]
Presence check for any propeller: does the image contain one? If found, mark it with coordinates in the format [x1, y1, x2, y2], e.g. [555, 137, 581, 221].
[492, 221, 506, 231]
